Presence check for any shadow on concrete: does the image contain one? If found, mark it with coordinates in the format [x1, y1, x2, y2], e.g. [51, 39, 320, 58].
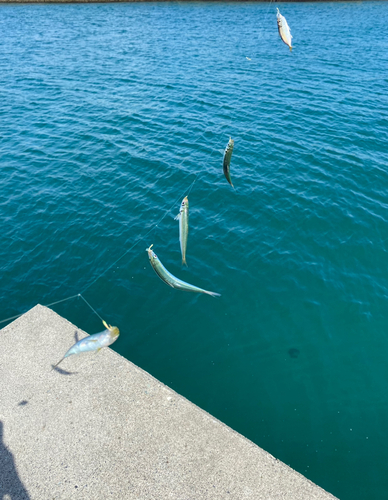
[51, 330, 80, 375]
[51, 365, 78, 376]
[0, 421, 30, 499]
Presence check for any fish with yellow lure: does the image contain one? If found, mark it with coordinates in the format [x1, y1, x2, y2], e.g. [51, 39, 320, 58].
[53, 320, 120, 368]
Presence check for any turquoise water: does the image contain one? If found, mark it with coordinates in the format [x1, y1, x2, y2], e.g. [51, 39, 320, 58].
[1, 1, 388, 497]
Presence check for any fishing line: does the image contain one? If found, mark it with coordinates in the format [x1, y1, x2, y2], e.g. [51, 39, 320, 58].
[78, 293, 104, 322]
[80, 174, 197, 296]
[263, 0, 275, 31]
[0, 294, 80, 326]
[77, 130, 216, 299]
[45, 294, 80, 309]
[186, 175, 197, 197]
[253, 0, 275, 44]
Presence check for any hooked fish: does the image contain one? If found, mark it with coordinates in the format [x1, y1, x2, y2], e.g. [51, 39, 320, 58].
[276, 8, 293, 51]
[53, 320, 120, 368]
[146, 244, 220, 297]
[223, 137, 234, 188]
[174, 196, 189, 266]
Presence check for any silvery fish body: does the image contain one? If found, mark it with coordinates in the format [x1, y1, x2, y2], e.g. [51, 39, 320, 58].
[223, 137, 234, 187]
[54, 320, 120, 367]
[174, 196, 189, 266]
[277, 8, 293, 51]
[146, 245, 220, 297]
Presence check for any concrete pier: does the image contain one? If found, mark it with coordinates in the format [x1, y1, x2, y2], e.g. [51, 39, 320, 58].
[0, 305, 338, 499]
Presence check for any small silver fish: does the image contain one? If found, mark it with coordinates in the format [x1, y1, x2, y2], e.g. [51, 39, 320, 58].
[277, 8, 293, 52]
[146, 244, 220, 297]
[223, 137, 234, 187]
[53, 320, 120, 368]
[174, 196, 189, 266]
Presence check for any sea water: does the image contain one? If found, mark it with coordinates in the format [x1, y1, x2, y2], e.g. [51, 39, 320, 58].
[1, 2, 388, 498]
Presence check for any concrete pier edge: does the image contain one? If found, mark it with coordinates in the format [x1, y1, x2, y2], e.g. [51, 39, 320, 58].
[0, 304, 338, 499]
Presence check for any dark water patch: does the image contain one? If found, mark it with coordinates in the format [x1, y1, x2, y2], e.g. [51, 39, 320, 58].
[288, 348, 300, 359]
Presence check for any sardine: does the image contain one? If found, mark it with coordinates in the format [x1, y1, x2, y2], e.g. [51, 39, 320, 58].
[146, 244, 220, 297]
[277, 8, 293, 52]
[53, 320, 120, 368]
[223, 137, 234, 187]
[174, 196, 189, 266]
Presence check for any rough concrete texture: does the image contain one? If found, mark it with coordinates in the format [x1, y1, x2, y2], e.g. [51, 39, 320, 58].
[0, 305, 338, 500]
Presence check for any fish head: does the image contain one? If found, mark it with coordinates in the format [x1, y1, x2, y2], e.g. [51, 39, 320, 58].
[181, 196, 189, 209]
[228, 138, 234, 148]
[146, 244, 159, 263]
[109, 326, 120, 341]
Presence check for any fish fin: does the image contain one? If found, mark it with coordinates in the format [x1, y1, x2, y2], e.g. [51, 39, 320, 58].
[95, 348, 102, 354]
[174, 213, 181, 221]
[182, 257, 188, 267]
[205, 291, 221, 298]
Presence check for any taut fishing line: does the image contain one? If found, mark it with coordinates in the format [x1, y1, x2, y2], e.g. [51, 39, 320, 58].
[80, 174, 198, 297]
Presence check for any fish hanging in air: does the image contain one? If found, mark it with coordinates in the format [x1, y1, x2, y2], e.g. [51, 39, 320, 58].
[276, 8, 293, 52]
[146, 244, 220, 297]
[223, 137, 234, 187]
[53, 320, 120, 368]
[174, 196, 189, 266]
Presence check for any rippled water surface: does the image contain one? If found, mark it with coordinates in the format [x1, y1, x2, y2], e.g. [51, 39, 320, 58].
[2, 2, 388, 498]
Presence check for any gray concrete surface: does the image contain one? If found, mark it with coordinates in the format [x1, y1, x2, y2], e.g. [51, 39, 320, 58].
[0, 304, 338, 500]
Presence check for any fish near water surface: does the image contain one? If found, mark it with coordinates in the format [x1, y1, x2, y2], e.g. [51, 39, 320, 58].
[53, 320, 120, 368]
[174, 196, 189, 266]
[146, 244, 220, 297]
[276, 8, 293, 51]
[223, 137, 234, 188]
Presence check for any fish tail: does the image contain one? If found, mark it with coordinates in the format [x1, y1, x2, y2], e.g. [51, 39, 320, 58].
[204, 291, 221, 298]
[289, 46, 292, 52]
[52, 357, 65, 369]
[182, 256, 188, 267]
